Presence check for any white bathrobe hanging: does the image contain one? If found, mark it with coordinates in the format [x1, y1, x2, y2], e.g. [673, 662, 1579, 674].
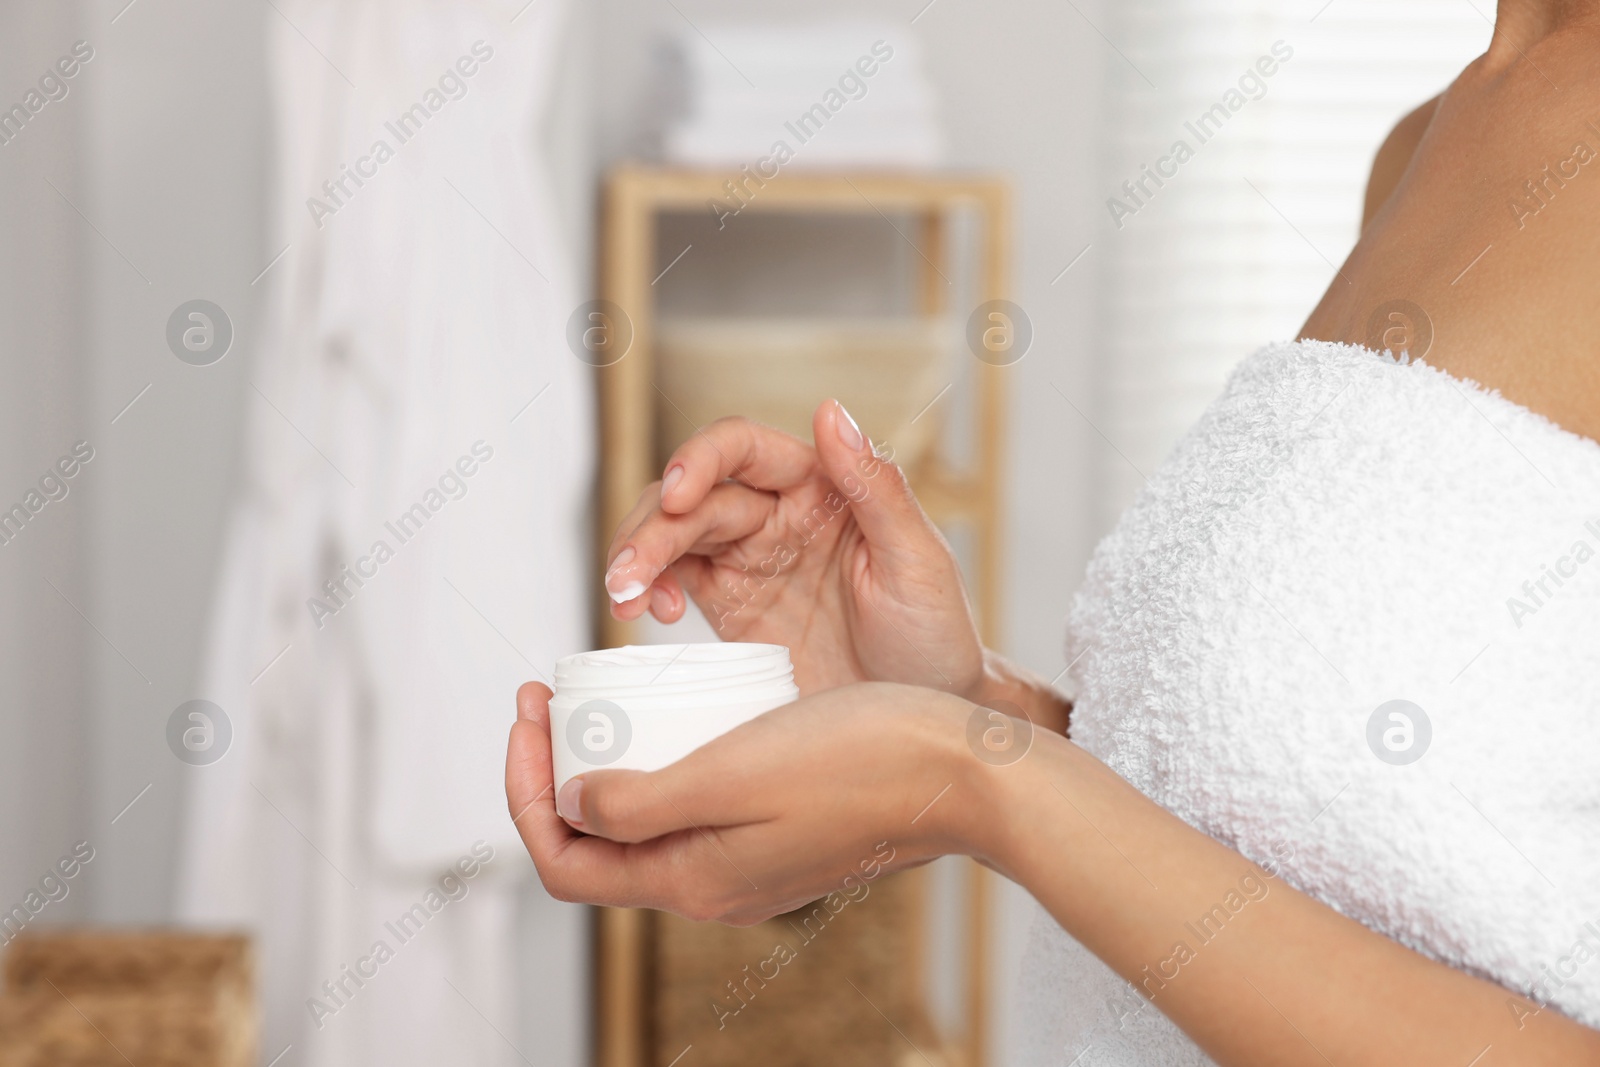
[176, 1, 592, 1062]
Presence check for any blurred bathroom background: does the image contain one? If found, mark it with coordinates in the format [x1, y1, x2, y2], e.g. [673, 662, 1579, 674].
[0, 1, 1486, 1064]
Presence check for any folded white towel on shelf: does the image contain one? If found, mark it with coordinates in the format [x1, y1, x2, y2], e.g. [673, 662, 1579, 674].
[1020, 340, 1600, 1066]
[661, 19, 944, 168]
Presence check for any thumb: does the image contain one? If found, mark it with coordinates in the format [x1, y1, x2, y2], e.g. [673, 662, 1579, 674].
[559, 767, 713, 843]
[812, 399, 935, 550]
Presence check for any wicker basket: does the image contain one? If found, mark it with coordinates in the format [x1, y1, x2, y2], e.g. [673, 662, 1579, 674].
[652, 871, 952, 1067]
[654, 317, 954, 470]
[0, 931, 255, 1067]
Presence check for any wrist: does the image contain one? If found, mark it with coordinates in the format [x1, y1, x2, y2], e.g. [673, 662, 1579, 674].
[961, 648, 1008, 705]
[922, 684, 1042, 869]
[955, 725, 1086, 882]
[963, 648, 1074, 736]
[906, 688, 989, 856]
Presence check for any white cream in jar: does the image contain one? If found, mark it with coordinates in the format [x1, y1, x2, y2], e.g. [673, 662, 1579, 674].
[549, 643, 799, 792]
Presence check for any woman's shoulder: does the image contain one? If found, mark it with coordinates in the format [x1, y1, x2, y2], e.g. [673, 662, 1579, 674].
[1301, 28, 1600, 443]
[1361, 94, 1440, 230]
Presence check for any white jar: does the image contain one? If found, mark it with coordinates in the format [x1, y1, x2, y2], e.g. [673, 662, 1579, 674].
[549, 643, 799, 792]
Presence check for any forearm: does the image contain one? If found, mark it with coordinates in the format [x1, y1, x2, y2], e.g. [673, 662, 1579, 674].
[966, 648, 1073, 736]
[963, 729, 1600, 1066]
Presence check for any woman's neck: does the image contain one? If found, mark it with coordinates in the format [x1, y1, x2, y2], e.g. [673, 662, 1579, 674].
[1492, 0, 1599, 55]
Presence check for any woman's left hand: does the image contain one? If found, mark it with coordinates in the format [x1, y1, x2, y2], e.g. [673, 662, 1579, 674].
[508, 679, 1600, 1066]
[505, 680, 982, 924]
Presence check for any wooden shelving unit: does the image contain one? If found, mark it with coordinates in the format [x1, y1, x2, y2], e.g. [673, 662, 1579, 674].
[594, 165, 1011, 1067]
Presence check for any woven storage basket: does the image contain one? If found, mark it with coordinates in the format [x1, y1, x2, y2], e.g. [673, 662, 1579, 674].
[654, 317, 954, 469]
[0, 931, 254, 1067]
[652, 871, 951, 1067]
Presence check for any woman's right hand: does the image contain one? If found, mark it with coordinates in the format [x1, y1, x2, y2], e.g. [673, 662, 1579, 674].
[602, 400, 984, 698]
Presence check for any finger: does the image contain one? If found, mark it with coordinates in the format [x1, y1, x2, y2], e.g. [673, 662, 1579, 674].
[561, 769, 694, 843]
[666, 554, 720, 617]
[505, 709, 565, 855]
[511, 793, 654, 907]
[648, 572, 685, 624]
[506, 716, 659, 907]
[608, 571, 685, 625]
[604, 481, 775, 604]
[663, 555, 753, 638]
[569, 715, 782, 844]
[517, 681, 552, 725]
[603, 484, 668, 614]
[568, 756, 761, 845]
[813, 398, 940, 552]
[658, 417, 818, 515]
[605, 480, 665, 569]
[508, 691, 751, 912]
[532, 818, 739, 915]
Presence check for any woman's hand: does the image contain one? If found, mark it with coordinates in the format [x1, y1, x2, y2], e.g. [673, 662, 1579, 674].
[510, 676, 1600, 1066]
[506, 680, 983, 924]
[602, 401, 984, 697]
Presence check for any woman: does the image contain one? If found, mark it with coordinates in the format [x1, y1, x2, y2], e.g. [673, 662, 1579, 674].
[507, 2, 1600, 1062]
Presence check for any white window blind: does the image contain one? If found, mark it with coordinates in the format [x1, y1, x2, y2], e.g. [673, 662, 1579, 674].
[1097, 0, 1490, 515]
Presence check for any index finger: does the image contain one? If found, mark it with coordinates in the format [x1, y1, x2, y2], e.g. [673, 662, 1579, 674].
[659, 415, 820, 515]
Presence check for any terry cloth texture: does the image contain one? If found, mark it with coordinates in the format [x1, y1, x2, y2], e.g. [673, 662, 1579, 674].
[1018, 340, 1600, 1066]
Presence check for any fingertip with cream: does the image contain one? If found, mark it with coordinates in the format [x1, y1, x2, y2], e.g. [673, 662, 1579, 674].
[607, 580, 648, 605]
[605, 546, 650, 603]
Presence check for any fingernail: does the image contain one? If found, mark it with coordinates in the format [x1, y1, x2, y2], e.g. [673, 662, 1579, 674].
[650, 584, 674, 617]
[607, 581, 645, 605]
[605, 548, 647, 604]
[836, 401, 864, 451]
[661, 465, 684, 500]
[557, 779, 584, 826]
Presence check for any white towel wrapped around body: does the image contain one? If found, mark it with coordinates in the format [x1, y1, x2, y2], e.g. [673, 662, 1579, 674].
[1020, 340, 1600, 1066]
